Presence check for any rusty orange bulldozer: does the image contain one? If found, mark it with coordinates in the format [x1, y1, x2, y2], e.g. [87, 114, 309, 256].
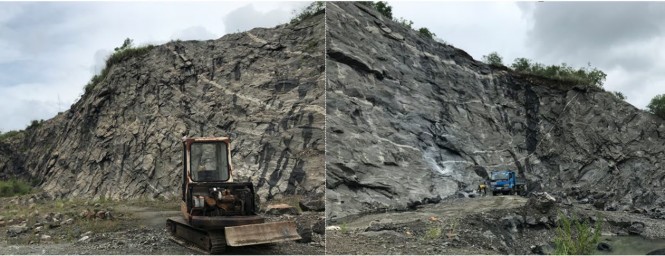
[166, 137, 301, 253]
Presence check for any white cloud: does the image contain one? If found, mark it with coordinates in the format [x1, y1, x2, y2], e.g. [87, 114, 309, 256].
[0, 1, 307, 132]
[390, 1, 665, 109]
[172, 26, 217, 41]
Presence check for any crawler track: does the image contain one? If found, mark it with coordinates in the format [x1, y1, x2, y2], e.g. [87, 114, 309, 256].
[167, 217, 227, 254]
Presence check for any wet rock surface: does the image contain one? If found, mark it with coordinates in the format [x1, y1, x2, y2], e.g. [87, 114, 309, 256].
[0, 11, 324, 204]
[326, 1, 665, 222]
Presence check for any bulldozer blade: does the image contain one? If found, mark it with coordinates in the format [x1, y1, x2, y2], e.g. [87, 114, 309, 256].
[225, 221, 301, 247]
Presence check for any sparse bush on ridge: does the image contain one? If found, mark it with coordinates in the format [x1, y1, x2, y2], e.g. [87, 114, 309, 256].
[290, 1, 325, 24]
[482, 52, 504, 66]
[367, 2, 437, 41]
[418, 27, 436, 39]
[85, 38, 155, 93]
[612, 91, 626, 100]
[492, 54, 608, 87]
[0, 130, 22, 141]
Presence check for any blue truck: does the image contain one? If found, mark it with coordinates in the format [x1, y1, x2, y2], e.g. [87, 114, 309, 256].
[489, 170, 527, 196]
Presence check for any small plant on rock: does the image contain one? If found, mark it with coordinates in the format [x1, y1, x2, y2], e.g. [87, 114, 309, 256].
[554, 212, 602, 255]
[340, 223, 349, 234]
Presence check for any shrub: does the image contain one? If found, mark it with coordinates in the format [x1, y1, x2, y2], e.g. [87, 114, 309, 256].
[554, 212, 602, 255]
[0, 179, 32, 197]
[373, 1, 393, 19]
[482, 52, 504, 66]
[418, 27, 436, 39]
[509, 57, 607, 87]
[647, 94, 665, 118]
[290, 1, 325, 24]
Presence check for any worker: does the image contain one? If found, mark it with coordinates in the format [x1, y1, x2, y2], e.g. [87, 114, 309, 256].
[478, 182, 487, 196]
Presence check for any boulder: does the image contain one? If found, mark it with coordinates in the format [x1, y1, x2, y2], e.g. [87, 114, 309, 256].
[627, 222, 645, 235]
[299, 198, 325, 212]
[265, 204, 299, 215]
[528, 192, 557, 214]
[597, 242, 612, 252]
[7, 224, 29, 237]
[61, 218, 74, 225]
[647, 248, 665, 255]
[312, 218, 325, 235]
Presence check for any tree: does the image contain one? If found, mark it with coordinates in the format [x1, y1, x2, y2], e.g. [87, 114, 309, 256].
[612, 91, 626, 101]
[374, 1, 393, 19]
[647, 94, 665, 118]
[114, 38, 133, 52]
[511, 58, 531, 72]
[482, 52, 503, 66]
[418, 27, 435, 39]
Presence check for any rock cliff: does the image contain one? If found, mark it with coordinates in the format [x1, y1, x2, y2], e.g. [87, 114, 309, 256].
[326, 2, 665, 221]
[0, 11, 325, 202]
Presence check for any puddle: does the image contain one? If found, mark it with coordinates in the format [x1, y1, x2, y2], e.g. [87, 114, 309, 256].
[594, 236, 665, 255]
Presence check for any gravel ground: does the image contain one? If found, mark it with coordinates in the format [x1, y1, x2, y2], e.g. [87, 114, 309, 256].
[326, 195, 665, 255]
[0, 195, 324, 255]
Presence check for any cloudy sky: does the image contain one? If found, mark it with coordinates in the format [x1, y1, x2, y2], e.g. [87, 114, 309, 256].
[0, 1, 309, 132]
[391, 1, 665, 111]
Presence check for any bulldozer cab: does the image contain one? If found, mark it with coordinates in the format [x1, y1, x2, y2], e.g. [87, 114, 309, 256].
[189, 141, 230, 182]
[184, 137, 233, 184]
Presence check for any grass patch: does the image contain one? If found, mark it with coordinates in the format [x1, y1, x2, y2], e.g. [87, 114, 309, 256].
[340, 223, 349, 234]
[425, 225, 442, 240]
[0, 179, 32, 197]
[554, 212, 602, 255]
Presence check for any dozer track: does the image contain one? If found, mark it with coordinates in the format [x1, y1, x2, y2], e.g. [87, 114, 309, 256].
[167, 217, 227, 254]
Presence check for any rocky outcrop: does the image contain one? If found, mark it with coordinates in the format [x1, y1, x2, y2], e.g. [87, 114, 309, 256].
[0, 11, 324, 203]
[326, 2, 665, 221]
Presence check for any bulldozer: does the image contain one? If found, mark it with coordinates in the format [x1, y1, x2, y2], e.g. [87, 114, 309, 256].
[166, 136, 301, 253]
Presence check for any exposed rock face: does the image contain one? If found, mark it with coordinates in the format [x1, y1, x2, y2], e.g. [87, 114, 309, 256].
[0, 12, 324, 202]
[326, 2, 665, 221]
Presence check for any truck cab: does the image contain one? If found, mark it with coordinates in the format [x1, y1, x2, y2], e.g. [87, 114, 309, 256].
[489, 170, 526, 196]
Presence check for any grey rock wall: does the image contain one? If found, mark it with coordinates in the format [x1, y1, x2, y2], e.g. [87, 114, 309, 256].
[326, 2, 665, 221]
[1, 12, 325, 203]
